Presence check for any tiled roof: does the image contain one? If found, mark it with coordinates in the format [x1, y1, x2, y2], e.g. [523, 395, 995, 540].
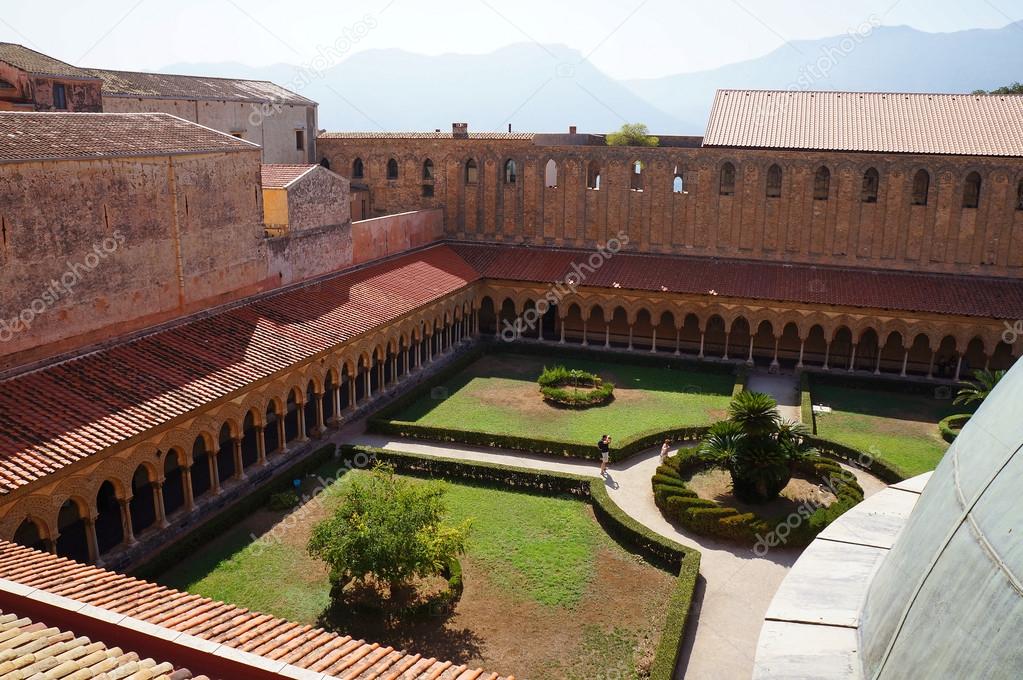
[0, 42, 97, 79]
[261, 163, 318, 188]
[0, 609, 207, 679]
[703, 89, 1023, 157]
[319, 131, 536, 140]
[449, 242, 1023, 319]
[0, 112, 258, 162]
[0, 542, 506, 680]
[89, 69, 316, 106]
[0, 246, 479, 495]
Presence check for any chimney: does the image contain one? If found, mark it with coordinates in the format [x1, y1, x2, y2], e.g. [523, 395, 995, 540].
[569, 125, 577, 134]
[508, 123, 512, 133]
[452, 122, 469, 138]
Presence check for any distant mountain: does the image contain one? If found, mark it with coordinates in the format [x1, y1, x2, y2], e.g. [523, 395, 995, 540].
[161, 43, 685, 134]
[625, 22, 1023, 133]
[160, 22, 1023, 136]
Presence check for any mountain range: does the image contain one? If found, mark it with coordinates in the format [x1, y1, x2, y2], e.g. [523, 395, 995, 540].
[160, 21, 1023, 135]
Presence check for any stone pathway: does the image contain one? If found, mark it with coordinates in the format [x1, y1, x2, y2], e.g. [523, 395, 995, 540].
[746, 372, 802, 424]
[337, 427, 887, 679]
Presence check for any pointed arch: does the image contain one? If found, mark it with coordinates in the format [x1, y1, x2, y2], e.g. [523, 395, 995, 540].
[813, 166, 830, 200]
[766, 164, 782, 198]
[630, 160, 643, 191]
[862, 167, 879, 203]
[545, 159, 558, 188]
[587, 161, 601, 190]
[386, 158, 399, 180]
[351, 157, 364, 179]
[963, 171, 981, 208]
[504, 159, 517, 184]
[422, 158, 434, 180]
[465, 158, 478, 184]
[911, 169, 930, 206]
[719, 162, 735, 196]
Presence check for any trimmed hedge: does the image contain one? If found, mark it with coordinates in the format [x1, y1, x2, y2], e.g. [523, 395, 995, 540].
[650, 447, 865, 546]
[132, 443, 338, 579]
[938, 413, 971, 443]
[807, 368, 949, 397]
[800, 373, 814, 432]
[340, 444, 700, 680]
[807, 435, 905, 484]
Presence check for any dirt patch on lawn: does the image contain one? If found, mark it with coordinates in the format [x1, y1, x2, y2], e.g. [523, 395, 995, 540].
[318, 528, 676, 679]
[687, 468, 836, 517]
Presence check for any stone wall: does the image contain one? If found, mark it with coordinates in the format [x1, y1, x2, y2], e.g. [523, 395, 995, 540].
[0, 62, 102, 112]
[286, 166, 349, 233]
[351, 209, 445, 265]
[0, 149, 271, 371]
[319, 136, 1023, 278]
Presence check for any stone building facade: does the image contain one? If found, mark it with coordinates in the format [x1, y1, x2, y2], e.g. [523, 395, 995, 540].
[0, 43, 103, 112]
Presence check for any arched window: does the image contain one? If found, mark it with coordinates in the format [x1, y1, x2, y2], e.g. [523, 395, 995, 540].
[504, 159, 517, 184]
[813, 166, 830, 200]
[319, 157, 330, 170]
[587, 161, 601, 190]
[1017, 179, 1023, 211]
[911, 169, 930, 206]
[719, 162, 735, 196]
[672, 165, 685, 193]
[386, 158, 399, 180]
[766, 163, 782, 198]
[861, 168, 879, 203]
[422, 158, 434, 180]
[465, 158, 478, 184]
[630, 160, 643, 191]
[963, 171, 981, 209]
[545, 159, 558, 188]
[352, 157, 364, 179]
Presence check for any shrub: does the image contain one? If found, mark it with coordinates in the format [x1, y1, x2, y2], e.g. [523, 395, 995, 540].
[537, 365, 614, 407]
[938, 413, 971, 442]
[267, 490, 299, 511]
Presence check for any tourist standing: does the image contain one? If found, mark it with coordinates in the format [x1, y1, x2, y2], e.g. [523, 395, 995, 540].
[598, 434, 611, 475]
[660, 439, 671, 463]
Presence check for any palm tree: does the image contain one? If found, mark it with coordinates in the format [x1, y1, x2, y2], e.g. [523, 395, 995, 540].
[953, 369, 1005, 406]
[699, 391, 813, 503]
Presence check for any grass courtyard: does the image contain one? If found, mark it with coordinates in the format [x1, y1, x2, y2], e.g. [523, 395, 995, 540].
[155, 462, 677, 679]
[811, 383, 962, 477]
[386, 352, 736, 445]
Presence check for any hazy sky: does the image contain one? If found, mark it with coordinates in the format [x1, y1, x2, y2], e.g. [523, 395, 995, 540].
[3, 0, 1023, 79]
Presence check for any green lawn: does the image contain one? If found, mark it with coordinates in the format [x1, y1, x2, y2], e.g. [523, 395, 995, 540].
[811, 383, 961, 477]
[155, 465, 675, 678]
[388, 353, 735, 444]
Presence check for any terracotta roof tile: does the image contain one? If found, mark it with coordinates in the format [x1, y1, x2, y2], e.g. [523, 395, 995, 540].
[0, 246, 479, 495]
[261, 163, 318, 188]
[450, 242, 1023, 319]
[0, 112, 258, 162]
[0, 42, 97, 79]
[0, 609, 207, 679]
[0, 542, 509, 680]
[703, 89, 1023, 157]
[318, 131, 535, 141]
[88, 68, 315, 106]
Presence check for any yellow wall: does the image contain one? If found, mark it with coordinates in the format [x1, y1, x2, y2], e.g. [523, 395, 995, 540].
[263, 188, 289, 227]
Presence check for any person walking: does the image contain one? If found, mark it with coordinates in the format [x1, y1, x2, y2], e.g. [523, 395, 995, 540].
[660, 438, 671, 463]
[598, 434, 611, 475]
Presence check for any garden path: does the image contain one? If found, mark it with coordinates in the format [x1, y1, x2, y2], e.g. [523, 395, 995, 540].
[340, 426, 882, 679]
[746, 372, 802, 423]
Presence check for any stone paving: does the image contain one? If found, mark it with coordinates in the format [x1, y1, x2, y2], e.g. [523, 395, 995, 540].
[339, 427, 886, 680]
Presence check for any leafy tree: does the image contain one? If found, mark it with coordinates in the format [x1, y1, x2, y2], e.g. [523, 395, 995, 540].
[605, 123, 659, 147]
[698, 391, 813, 503]
[308, 464, 471, 593]
[972, 82, 1023, 94]
[953, 368, 1005, 406]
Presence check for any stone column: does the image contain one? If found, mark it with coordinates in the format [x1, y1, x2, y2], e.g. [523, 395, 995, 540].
[627, 326, 634, 351]
[927, 351, 935, 379]
[256, 425, 267, 464]
[848, 344, 857, 372]
[823, 342, 831, 370]
[650, 328, 657, 353]
[297, 405, 308, 442]
[581, 319, 588, 346]
[900, 349, 909, 377]
[182, 466, 195, 511]
[365, 371, 372, 400]
[874, 350, 882, 375]
[559, 319, 566, 344]
[538, 313, 544, 341]
[315, 392, 325, 434]
[153, 482, 169, 529]
[232, 438, 246, 481]
[674, 328, 680, 356]
[722, 332, 730, 360]
[771, 337, 780, 371]
[85, 517, 101, 564]
[954, 353, 963, 381]
[698, 332, 705, 359]
[277, 416, 286, 453]
[47, 536, 58, 555]
[332, 387, 342, 426]
[604, 324, 610, 348]
[119, 498, 136, 546]
[747, 336, 755, 366]
[796, 339, 805, 369]
[209, 454, 221, 495]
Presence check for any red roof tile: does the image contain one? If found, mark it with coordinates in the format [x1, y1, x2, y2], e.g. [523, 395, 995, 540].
[0, 42, 97, 79]
[319, 131, 535, 140]
[88, 68, 316, 106]
[0, 542, 508, 680]
[0, 246, 479, 495]
[450, 242, 1023, 319]
[261, 163, 318, 188]
[0, 112, 258, 162]
[703, 89, 1023, 157]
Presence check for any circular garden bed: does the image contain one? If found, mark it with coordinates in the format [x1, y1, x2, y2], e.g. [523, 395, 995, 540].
[652, 448, 864, 548]
[538, 365, 614, 408]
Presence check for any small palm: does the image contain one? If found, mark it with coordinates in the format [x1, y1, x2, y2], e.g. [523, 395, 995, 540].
[954, 369, 1005, 406]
